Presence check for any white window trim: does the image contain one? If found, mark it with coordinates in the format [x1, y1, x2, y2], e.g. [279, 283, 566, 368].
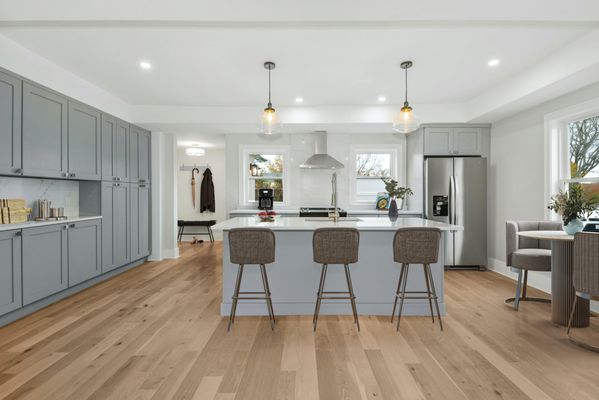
[348, 145, 402, 205]
[544, 97, 599, 219]
[239, 145, 291, 206]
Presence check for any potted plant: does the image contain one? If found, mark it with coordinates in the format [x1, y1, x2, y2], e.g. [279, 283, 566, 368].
[548, 184, 599, 234]
[381, 178, 414, 218]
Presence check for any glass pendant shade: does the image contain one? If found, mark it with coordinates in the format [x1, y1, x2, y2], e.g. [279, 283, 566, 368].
[392, 103, 420, 133]
[261, 105, 282, 135]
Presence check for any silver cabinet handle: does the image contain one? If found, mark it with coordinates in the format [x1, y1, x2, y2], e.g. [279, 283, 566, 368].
[117, 177, 122, 181]
[15, 231, 22, 237]
[69, 223, 76, 228]
[70, 173, 76, 178]
[139, 179, 146, 183]
[63, 225, 68, 230]
[62, 172, 69, 177]
[113, 177, 117, 181]
[14, 168, 23, 175]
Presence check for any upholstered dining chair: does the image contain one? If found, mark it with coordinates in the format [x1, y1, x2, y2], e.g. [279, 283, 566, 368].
[568, 232, 599, 351]
[505, 221, 562, 310]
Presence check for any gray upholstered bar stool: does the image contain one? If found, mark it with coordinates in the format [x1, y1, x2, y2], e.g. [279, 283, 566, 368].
[391, 227, 443, 331]
[568, 232, 599, 352]
[227, 228, 276, 331]
[312, 228, 360, 331]
[505, 221, 561, 310]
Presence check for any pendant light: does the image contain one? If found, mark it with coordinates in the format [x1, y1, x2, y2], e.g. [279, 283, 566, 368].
[392, 61, 420, 134]
[261, 61, 282, 135]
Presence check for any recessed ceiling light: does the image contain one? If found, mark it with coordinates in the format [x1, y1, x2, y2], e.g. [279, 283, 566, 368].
[487, 59, 500, 67]
[378, 96, 387, 102]
[139, 60, 152, 70]
[295, 97, 304, 103]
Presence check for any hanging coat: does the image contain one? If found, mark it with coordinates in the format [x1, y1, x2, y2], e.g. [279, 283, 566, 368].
[200, 168, 215, 213]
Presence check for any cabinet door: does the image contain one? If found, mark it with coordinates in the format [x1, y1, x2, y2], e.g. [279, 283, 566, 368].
[68, 219, 101, 286]
[101, 114, 117, 181]
[22, 82, 68, 179]
[0, 230, 22, 315]
[138, 130, 151, 183]
[424, 127, 453, 156]
[102, 182, 130, 272]
[452, 127, 482, 156]
[68, 101, 101, 180]
[131, 183, 150, 260]
[130, 183, 140, 260]
[22, 224, 68, 305]
[115, 120, 129, 181]
[0, 71, 22, 176]
[128, 126, 140, 182]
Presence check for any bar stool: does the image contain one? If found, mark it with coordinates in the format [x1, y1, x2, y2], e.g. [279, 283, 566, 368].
[227, 228, 276, 331]
[312, 228, 360, 332]
[391, 227, 443, 331]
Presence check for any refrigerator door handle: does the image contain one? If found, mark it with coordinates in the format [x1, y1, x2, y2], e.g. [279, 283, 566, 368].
[448, 176, 454, 225]
[452, 175, 458, 225]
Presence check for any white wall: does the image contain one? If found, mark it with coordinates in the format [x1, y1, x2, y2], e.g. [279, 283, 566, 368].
[225, 132, 410, 213]
[176, 147, 226, 240]
[488, 81, 599, 305]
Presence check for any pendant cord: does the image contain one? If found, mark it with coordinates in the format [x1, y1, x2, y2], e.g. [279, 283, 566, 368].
[404, 67, 408, 104]
[268, 68, 272, 106]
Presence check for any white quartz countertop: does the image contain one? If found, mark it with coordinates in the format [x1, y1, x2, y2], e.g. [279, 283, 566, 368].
[212, 217, 462, 232]
[228, 209, 421, 215]
[0, 215, 102, 232]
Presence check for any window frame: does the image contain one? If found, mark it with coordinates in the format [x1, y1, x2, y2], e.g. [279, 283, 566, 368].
[349, 146, 400, 205]
[545, 98, 599, 219]
[239, 145, 291, 206]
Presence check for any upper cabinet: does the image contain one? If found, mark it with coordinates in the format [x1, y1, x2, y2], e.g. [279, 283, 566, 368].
[68, 101, 101, 180]
[102, 115, 129, 182]
[22, 82, 69, 179]
[424, 127, 483, 156]
[0, 71, 22, 176]
[129, 125, 151, 183]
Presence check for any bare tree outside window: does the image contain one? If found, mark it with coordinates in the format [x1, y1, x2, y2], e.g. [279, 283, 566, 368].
[569, 116, 599, 179]
[356, 153, 391, 177]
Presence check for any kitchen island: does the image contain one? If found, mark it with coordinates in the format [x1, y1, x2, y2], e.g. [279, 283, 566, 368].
[211, 217, 462, 317]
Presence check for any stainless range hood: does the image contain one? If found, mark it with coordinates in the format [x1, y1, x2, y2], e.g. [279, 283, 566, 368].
[299, 131, 344, 169]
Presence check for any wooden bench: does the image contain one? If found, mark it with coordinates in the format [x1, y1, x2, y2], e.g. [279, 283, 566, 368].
[177, 220, 216, 243]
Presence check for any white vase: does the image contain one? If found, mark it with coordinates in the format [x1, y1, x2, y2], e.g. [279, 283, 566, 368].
[563, 218, 584, 235]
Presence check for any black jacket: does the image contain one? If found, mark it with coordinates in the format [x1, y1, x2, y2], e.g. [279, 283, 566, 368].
[200, 168, 215, 213]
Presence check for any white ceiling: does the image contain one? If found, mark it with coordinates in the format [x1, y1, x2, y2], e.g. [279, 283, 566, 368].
[1, 0, 599, 145]
[0, 25, 590, 107]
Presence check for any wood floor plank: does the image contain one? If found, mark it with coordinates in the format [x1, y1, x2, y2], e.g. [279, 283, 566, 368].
[0, 243, 598, 400]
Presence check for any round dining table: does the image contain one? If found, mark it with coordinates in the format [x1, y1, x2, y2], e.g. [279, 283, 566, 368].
[517, 230, 589, 327]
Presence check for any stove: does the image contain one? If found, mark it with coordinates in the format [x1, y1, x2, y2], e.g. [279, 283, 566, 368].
[299, 207, 347, 218]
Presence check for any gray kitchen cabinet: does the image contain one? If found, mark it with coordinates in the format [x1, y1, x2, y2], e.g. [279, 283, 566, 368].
[22, 224, 68, 305]
[129, 126, 151, 183]
[0, 230, 22, 315]
[0, 71, 22, 176]
[68, 219, 101, 286]
[130, 182, 150, 260]
[22, 82, 68, 179]
[102, 182, 130, 272]
[68, 101, 101, 180]
[424, 127, 482, 156]
[102, 115, 129, 182]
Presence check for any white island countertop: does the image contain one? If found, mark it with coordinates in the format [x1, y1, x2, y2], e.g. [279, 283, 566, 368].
[212, 216, 462, 232]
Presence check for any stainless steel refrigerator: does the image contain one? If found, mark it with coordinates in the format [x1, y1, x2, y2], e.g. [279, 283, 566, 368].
[424, 157, 487, 269]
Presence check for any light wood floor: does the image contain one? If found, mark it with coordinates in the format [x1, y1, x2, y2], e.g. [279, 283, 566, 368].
[1, 243, 598, 400]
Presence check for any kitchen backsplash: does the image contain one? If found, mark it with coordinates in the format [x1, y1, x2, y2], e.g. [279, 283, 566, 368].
[0, 177, 79, 216]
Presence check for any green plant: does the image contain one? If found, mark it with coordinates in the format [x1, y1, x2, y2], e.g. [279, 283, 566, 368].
[548, 184, 599, 225]
[381, 178, 413, 199]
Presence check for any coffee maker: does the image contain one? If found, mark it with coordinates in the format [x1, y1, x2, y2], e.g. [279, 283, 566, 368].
[258, 188, 274, 210]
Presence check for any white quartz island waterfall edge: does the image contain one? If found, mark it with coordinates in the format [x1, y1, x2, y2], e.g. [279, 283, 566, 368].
[212, 217, 463, 317]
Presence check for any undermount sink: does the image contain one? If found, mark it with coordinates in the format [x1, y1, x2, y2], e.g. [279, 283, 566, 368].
[304, 217, 362, 222]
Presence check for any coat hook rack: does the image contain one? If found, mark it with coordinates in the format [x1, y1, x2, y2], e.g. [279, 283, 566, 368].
[179, 164, 211, 172]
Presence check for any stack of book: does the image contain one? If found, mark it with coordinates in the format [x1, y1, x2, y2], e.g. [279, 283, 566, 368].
[0, 199, 32, 224]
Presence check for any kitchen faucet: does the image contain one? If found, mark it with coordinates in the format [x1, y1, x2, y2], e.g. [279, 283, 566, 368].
[330, 172, 339, 222]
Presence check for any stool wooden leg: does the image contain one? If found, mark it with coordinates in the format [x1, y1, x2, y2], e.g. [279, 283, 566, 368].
[344, 264, 360, 332]
[260, 264, 275, 331]
[208, 227, 214, 243]
[313, 264, 328, 331]
[423, 264, 435, 324]
[228, 264, 244, 331]
[522, 270, 528, 300]
[391, 264, 406, 323]
[426, 264, 443, 331]
[396, 264, 410, 331]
